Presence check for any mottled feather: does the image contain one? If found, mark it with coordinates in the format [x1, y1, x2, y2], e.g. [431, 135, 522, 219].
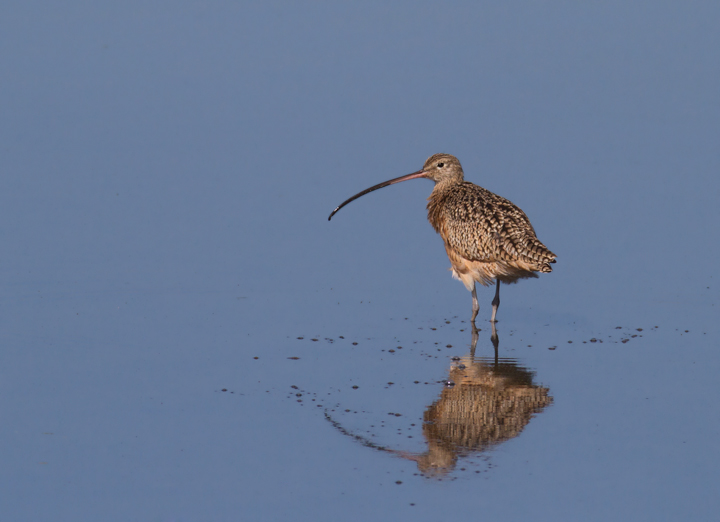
[424, 155, 556, 288]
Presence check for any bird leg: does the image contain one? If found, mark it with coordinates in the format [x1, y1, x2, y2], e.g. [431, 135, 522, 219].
[471, 284, 479, 324]
[490, 280, 500, 323]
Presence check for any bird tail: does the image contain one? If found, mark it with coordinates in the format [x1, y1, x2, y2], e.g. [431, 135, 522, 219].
[538, 262, 553, 273]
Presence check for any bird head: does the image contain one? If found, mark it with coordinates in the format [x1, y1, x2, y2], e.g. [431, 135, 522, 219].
[421, 153, 465, 184]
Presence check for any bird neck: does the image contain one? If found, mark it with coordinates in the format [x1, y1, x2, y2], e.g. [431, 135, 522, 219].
[426, 181, 457, 233]
[430, 177, 463, 196]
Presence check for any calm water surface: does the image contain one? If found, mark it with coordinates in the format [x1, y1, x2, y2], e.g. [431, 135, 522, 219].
[1, 2, 718, 521]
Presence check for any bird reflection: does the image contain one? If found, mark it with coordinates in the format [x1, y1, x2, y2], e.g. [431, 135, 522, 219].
[406, 324, 552, 476]
[325, 325, 553, 477]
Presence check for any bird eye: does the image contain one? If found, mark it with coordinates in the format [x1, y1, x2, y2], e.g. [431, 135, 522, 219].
[438, 162, 445, 168]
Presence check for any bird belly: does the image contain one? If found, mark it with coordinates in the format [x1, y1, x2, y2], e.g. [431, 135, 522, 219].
[445, 243, 539, 290]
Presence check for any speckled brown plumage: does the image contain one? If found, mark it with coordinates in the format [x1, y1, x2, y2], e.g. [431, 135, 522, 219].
[328, 152, 556, 323]
[424, 153, 556, 289]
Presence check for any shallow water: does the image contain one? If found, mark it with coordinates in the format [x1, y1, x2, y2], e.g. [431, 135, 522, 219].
[1, 2, 719, 521]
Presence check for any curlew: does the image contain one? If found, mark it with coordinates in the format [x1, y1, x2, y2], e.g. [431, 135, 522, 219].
[328, 153, 556, 323]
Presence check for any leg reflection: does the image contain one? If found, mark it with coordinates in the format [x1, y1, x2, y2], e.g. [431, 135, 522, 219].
[469, 321, 499, 360]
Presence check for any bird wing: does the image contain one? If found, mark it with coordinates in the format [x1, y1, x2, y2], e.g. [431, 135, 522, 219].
[441, 184, 555, 268]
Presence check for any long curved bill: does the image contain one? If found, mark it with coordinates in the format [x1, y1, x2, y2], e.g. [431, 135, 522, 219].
[328, 169, 428, 221]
